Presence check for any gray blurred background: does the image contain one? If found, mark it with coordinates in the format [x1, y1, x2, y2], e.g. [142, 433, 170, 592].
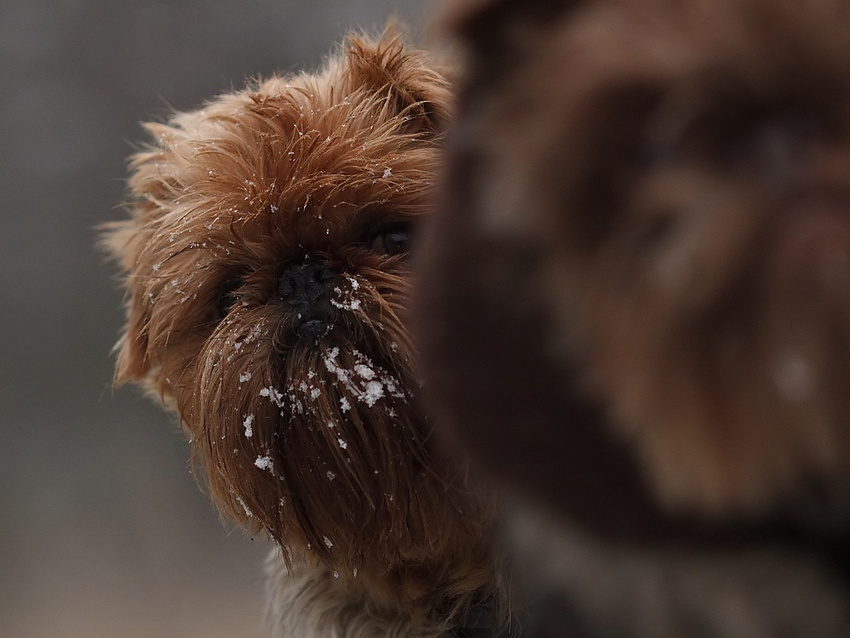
[0, 1, 428, 635]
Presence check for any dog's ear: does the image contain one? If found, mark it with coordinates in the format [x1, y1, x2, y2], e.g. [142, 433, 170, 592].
[342, 31, 451, 137]
[101, 218, 153, 385]
[101, 128, 183, 386]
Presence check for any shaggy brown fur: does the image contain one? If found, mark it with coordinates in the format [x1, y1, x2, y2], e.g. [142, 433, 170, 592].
[417, 0, 850, 635]
[104, 32, 507, 637]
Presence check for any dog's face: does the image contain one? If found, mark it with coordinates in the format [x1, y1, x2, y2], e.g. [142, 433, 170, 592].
[420, 0, 850, 529]
[106, 35, 492, 581]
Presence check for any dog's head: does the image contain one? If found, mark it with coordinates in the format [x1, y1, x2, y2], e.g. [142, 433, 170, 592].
[104, 33, 495, 582]
[421, 0, 850, 531]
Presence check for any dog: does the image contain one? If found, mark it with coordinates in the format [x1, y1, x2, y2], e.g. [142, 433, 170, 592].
[104, 31, 510, 638]
[416, 0, 850, 635]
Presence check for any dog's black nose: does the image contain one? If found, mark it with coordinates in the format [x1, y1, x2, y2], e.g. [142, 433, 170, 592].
[278, 261, 335, 303]
[278, 261, 336, 337]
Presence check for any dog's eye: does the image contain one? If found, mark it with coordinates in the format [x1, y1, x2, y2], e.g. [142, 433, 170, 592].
[367, 222, 414, 256]
[213, 275, 243, 322]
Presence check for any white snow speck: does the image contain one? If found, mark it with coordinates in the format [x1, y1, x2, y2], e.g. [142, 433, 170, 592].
[362, 380, 384, 406]
[382, 168, 392, 178]
[239, 371, 252, 382]
[326, 471, 336, 480]
[322, 346, 405, 411]
[260, 386, 284, 407]
[323, 536, 334, 549]
[255, 455, 274, 472]
[331, 296, 361, 311]
[337, 438, 348, 450]
[354, 364, 375, 380]
[235, 496, 253, 518]
[243, 414, 255, 438]
[330, 275, 364, 312]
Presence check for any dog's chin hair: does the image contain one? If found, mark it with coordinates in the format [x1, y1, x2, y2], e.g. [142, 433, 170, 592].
[105, 29, 509, 634]
[185, 271, 419, 554]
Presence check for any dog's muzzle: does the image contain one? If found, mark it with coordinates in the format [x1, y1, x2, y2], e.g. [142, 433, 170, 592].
[278, 260, 337, 338]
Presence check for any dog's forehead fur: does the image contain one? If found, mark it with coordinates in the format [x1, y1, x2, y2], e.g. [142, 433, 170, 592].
[119, 40, 446, 269]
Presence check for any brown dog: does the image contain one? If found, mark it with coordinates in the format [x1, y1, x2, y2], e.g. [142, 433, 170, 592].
[417, 0, 850, 635]
[105, 32, 508, 638]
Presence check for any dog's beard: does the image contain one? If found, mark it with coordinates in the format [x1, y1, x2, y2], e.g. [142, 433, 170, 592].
[116, 209, 491, 577]
[182, 267, 442, 568]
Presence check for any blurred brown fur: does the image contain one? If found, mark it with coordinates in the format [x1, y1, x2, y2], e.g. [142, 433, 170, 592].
[105, 31, 507, 638]
[418, 0, 850, 635]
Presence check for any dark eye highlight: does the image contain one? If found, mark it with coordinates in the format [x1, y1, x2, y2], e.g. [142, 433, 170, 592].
[367, 221, 414, 256]
[212, 274, 244, 322]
